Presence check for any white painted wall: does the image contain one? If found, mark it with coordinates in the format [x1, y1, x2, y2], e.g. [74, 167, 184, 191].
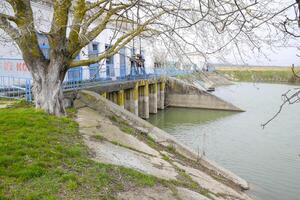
[0, 1, 155, 79]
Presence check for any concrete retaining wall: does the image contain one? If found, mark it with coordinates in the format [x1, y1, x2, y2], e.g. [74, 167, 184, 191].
[166, 77, 243, 112]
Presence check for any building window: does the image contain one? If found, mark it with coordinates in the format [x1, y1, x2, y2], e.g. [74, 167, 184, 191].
[105, 44, 115, 77]
[92, 44, 98, 51]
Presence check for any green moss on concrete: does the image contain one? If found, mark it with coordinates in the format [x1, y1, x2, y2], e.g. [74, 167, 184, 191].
[167, 144, 176, 153]
[162, 154, 170, 161]
[108, 115, 136, 135]
[91, 134, 106, 142]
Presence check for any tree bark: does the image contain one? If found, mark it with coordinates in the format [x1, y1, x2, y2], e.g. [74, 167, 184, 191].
[30, 60, 67, 116]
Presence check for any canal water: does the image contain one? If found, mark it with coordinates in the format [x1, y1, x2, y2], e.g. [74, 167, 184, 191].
[148, 83, 300, 200]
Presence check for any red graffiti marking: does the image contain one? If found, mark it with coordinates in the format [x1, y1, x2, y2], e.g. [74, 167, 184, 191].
[0, 59, 31, 77]
[16, 62, 28, 72]
[3, 62, 13, 71]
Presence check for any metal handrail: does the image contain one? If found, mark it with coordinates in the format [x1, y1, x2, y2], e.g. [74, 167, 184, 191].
[0, 66, 193, 101]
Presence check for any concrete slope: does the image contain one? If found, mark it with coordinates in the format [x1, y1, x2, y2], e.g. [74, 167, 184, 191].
[176, 71, 232, 89]
[75, 90, 250, 194]
[166, 77, 243, 112]
[117, 186, 211, 200]
[204, 72, 233, 87]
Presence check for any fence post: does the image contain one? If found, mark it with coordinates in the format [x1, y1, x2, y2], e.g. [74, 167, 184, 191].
[25, 79, 32, 101]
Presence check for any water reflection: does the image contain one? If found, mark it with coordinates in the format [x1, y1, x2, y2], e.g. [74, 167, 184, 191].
[148, 83, 300, 200]
[149, 108, 236, 131]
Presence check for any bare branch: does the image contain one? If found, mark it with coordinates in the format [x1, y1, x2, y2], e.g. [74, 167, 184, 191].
[0, 13, 16, 22]
[262, 65, 300, 128]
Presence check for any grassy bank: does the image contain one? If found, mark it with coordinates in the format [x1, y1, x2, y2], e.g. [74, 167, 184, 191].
[0, 102, 158, 200]
[217, 67, 300, 84]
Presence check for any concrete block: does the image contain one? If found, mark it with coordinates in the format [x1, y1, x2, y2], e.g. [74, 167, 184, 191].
[157, 82, 165, 109]
[138, 82, 149, 119]
[117, 90, 125, 108]
[149, 83, 158, 114]
[101, 92, 107, 98]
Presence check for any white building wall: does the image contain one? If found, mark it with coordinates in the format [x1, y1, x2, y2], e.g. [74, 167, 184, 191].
[0, 1, 155, 80]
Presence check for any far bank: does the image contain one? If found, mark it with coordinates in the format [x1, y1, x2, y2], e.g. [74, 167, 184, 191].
[216, 66, 300, 84]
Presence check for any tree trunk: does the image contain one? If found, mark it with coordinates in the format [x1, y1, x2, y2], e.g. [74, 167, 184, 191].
[31, 61, 67, 116]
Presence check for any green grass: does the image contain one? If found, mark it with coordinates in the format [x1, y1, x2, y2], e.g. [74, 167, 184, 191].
[175, 74, 193, 79]
[167, 144, 176, 153]
[90, 134, 106, 142]
[0, 97, 13, 101]
[109, 115, 118, 123]
[66, 107, 77, 119]
[218, 69, 300, 84]
[145, 135, 158, 149]
[161, 154, 170, 161]
[119, 125, 135, 135]
[0, 106, 159, 200]
[0, 99, 22, 107]
[108, 115, 135, 135]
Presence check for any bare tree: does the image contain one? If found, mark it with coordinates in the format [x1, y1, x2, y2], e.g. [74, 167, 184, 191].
[0, 0, 163, 115]
[0, 0, 298, 116]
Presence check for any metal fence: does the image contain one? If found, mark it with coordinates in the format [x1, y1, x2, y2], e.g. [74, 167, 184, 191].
[0, 76, 32, 101]
[153, 68, 193, 77]
[0, 66, 193, 101]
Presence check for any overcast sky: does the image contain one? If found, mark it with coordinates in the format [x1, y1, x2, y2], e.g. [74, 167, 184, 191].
[224, 46, 300, 66]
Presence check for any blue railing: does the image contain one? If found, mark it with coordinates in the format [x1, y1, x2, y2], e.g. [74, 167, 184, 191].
[0, 66, 193, 101]
[153, 68, 193, 77]
[119, 66, 127, 80]
[0, 76, 32, 101]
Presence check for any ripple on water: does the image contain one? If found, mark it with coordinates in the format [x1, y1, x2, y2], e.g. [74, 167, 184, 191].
[148, 83, 300, 200]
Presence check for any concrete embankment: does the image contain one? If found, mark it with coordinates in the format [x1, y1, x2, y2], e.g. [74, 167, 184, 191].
[74, 90, 251, 200]
[177, 71, 233, 88]
[166, 77, 243, 112]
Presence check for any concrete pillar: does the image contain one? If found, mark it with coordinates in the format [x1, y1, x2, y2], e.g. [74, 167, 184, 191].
[132, 84, 139, 115]
[138, 81, 149, 119]
[124, 85, 139, 115]
[107, 92, 113, 101]
[138, 86, 143, 117]
[157, 82, 165, 109]
[124, 89, 131, 111]
[110, 92, 118, 104]
[149, 83, 158, 114]
[117, 90, 125, 108]
[101, 92, 107, 99]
